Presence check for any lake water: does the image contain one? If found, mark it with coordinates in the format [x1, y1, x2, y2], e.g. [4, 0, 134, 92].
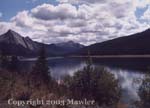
[21, 57, 150, 106]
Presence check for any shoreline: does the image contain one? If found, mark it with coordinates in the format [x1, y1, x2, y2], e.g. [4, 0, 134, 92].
[20, 55, 150, 61]
[69, 55, 150, 58]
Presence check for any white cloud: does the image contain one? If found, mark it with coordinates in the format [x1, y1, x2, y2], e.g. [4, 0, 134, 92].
[57, 0, 107, 4]
[31, 3, 78, 20]
[58, 0, 150, 7]
[134, 0, 150, 8]
[141, 6, 150, 23]
[11, 11, 33, 28]
[0, 0, 149, 45]
[0, 22, 24, 35]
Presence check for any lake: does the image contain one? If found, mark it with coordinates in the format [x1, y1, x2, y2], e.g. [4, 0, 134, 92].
[21, 57, 150, 106]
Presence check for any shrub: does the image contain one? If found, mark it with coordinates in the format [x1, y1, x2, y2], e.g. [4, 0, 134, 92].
[138, 73, 150, 108]
[64, 64, 121, 107]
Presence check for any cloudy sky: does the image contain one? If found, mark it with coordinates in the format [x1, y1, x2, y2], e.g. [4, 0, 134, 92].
[0, 0, 150, 45]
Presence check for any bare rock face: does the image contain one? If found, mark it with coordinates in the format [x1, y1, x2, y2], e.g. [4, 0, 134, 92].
[0, 30, 38, 51]
[0, 30, 84, 57]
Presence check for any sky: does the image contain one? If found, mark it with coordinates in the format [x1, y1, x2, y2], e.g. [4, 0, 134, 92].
[0, 0, 150, 45]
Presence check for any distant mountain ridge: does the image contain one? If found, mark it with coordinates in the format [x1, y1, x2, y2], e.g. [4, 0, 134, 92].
[75, 28, 150, 56]
[56, 41, 84, 52]
[1, 29, 150, 57]
[0, 30, 40, 50]
[0, 30, 84, 57]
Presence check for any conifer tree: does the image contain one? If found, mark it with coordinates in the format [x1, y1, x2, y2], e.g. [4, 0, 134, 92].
[138, 72, 150, 108]
[9, 55, 19, 72]
[64, 50, 121, 107]
[31, 44, 51, 87]
[0, 49, 9, 69]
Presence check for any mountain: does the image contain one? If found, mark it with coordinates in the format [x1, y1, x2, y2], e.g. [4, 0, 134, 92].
[56, 41, 84, 52]
[0, 30, 84, 57]
[75, 28, 150, 56]
[0, 30, 37, 56]
[45, 42, 84, 56]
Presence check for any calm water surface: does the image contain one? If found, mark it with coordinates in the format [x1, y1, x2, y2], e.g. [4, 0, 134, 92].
[21, 57, 150, 106]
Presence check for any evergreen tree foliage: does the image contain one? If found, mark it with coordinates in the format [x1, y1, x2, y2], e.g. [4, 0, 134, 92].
[31, 45, 51, 87]
[138, 72, 150, 108]
[64, 52, 121, 107]
[9, 55, 19, 72]
[0, 49, 9, 69]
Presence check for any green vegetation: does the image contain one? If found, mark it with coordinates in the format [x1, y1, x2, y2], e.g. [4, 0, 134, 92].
[63, 58, 121, 108]
[30, 45, 51, 88]
[9, 55, 19, 72]
[0, 49, 9, 69]
[136, 72, 150, 108]
[0, 49, 121, 108]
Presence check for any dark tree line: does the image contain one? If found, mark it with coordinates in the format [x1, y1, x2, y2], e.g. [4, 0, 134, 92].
[30, 45, 51, 88]
[0, 45, 51, 85]
[0, 48, 19, 72]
